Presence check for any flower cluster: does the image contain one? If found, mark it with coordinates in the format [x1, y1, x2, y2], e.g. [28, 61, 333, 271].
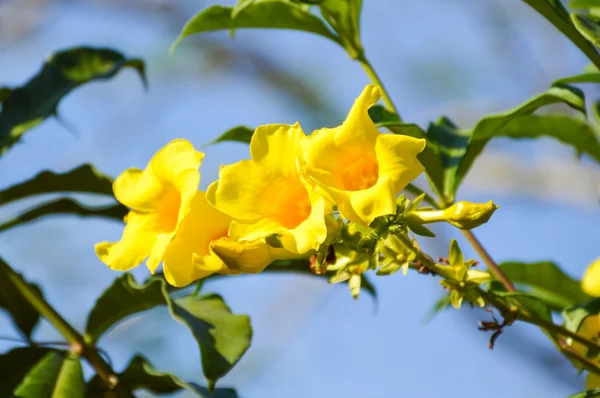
[95, 85, 426, 287]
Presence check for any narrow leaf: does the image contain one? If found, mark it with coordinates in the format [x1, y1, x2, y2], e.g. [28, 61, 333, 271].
[499, 261, 592, 311]
[0, 347, 53, 396]
[0, 164, 115, 207]
[573, 13, 600, 48]
[203, 126, 254, 147]
[0, 256, 42, 339]
[0, 47, 146, 154]
[523, 0, 600, 68]
[0, 198, 126, 233]
[454, 85, 591, 193]
[171, 2, 340, 54]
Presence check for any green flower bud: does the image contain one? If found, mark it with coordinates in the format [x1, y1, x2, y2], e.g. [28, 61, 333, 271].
[405, 200, 498, 231]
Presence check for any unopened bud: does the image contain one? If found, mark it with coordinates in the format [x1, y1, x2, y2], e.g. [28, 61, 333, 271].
[442, 201, 498, 230]
[405, 200, 498, 230]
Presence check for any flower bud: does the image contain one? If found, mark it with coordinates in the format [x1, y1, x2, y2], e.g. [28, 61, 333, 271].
[405, 200, 498, 230]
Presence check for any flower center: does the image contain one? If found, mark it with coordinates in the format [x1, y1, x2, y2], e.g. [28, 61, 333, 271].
[156, 186, 181, 232]
[261, 177, 312, 229]
[339, 153, 379, 191]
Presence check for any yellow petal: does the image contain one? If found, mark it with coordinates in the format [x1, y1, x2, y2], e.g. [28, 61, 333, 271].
[300, 85, 425, 226]
[210, 238, 274, 274]
[95, 211, 160, 271]
[208, 123, 330, 253]
[583, 257, 600, 297]
[162, 191, 231, 287]
[113, 139, 204, 212]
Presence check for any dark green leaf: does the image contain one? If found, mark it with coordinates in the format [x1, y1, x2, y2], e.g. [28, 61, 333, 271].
[86, 355, 238, 397]
[171, 2, 341, 54]
[85, 274, 251, 390]
[203, 126, 254, 147]
[454, 85, 591, 194]
[495, 292, 557, 340]
[0, 198, 126, 233]
[0, 347, 53, 396]
[0, 47, 146, 154]
[523, 0, 600, 67]
[426, 116, 469, 202]
[573, 13, 600, 48]
[563, 297, 600, 334]
[0, 88, 12, 103]
[0, 257, 42, 339]
[0, 164, 115, 207]
[14, 351, 84, 398]
[499, 261, 592, 311]
[84, 274, 165, 343]
[568, 389, 600, 398]
[169, 294, 251, 391]
[318, 0, 363, 56]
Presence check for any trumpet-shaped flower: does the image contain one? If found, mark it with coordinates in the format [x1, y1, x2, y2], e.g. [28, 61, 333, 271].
[206, 123, 330, 254]
[95, 139, 204, 278]
[163, 191, 283, 286]
[299, 84, 426, 226]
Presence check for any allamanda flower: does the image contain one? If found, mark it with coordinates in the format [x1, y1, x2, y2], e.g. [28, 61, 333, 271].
[95, 139, 203, 280]
[163, 191, 286, 286]
[206, 123, 331, 255]
[583, 257, 600, 297]
[299, 84, 426, 227]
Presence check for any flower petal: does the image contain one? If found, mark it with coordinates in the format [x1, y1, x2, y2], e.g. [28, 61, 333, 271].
[583, 257, 600, 297]
[210, 238, 274, 274]
[149, 139, 205, 183]
[95, 211, 160, 271]
[375, 133, 426, 192]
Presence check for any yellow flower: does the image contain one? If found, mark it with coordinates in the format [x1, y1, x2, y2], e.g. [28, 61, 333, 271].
[570, 315, 600, 389]
[163, 191, 282, 286]
[299, 84, 426, 226]
[95, 139, 204, 279]
[583, 257, 600, 297]
[206, 123, 330, 254]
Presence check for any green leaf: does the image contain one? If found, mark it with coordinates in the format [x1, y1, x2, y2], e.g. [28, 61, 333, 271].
[170, 294, 251, 392]
[0, 47, 146, 154]
[0, 198, 126, 233]
[572, 0, 600, 8]
[494, 292, 557, 340]
[499, 261, 592, 311]
[14, 351, 84, 398]
[523, 0, 600, 68]
[0, 347, 53, 396]
[203, 125, 254, 148]
[554, 71, 600, 85]
[0, 257, 42, 339]
[425, 293, 452, 322]
[86, 355, 238, 397]
[563, 297, 600, 334]
[84, 274, 251, 390]
[171, 2, 341, 54]
[318, 0, 363, 56]
[454, 85, 591, 194]
[448, 239, 463, 266]
[568, 389, 600, 398]
[84, 274, 166, 343]
[0, 164, 115, 207]
[573, 13, 600, 48]
[408, 223, 436, 238]
[426, 116, 470, 202]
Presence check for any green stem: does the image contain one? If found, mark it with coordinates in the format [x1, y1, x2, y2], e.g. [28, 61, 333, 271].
[356, 54, 402, 121]
[0, 259, 120, 390]
[394, 236, 600, 375]
[461, 230, 516, 293]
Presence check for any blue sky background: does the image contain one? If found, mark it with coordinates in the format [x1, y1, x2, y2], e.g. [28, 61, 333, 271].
[1, 0, 599, 397]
